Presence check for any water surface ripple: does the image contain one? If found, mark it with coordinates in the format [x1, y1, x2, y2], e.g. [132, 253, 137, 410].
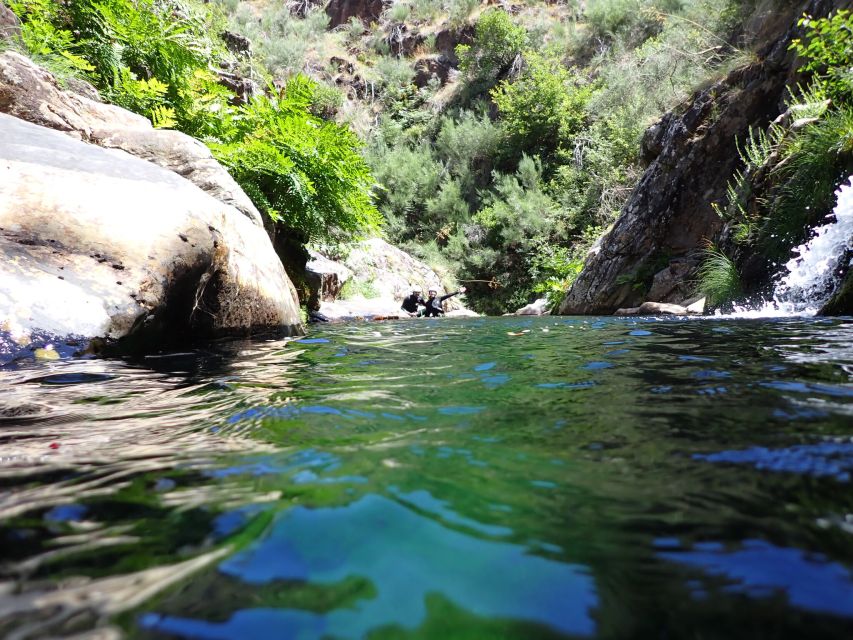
[1, 316, 852, 639]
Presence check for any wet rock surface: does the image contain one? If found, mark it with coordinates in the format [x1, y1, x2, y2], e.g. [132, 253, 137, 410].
[0, 113, 302, 351]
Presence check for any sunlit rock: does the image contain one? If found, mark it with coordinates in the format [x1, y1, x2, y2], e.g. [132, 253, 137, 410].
[0, 51, 263, 226]
[0, 113, 302, 349]
[515, 298, 551, 316]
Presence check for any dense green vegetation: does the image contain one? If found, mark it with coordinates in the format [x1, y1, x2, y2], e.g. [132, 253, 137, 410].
[702, 9, 853, 309]
[12, 0, 848, 314]
[348, 0, 750, 312]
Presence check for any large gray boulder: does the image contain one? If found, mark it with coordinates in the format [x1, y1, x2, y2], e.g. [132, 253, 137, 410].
[0, 51, 263, 226]
[0, 113, 302, 348]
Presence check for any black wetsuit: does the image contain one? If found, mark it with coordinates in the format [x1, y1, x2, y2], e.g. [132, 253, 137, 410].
[401, 293, 425, 313]
[422, 291, 462, 317]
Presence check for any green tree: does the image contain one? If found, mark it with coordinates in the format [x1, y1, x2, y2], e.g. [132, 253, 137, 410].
[456, 9, 527, 81]
[491, 52, 593, 155]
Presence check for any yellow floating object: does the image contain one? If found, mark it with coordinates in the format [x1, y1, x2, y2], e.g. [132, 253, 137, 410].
[34, 347, 60, 360]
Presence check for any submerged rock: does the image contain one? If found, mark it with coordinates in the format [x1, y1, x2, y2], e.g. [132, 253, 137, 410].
[0, 113, 302, 349]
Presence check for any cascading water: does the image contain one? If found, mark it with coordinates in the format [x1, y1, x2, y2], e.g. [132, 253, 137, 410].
[734, 176, 853, 317]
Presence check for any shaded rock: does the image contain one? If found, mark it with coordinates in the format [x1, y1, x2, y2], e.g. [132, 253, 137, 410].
[0, 1, 21, 42]
[647, 260, 695, 302]
[0, 51, 263, 226]
[414, 56, 452, 88]
[217, 70, 259, 105]
[325, 0, 387, 29]
[433, 24, 474, 65]
[387, 23, 423, 56]
[0, 113, 302, 348]
[558, 0, 842, 316]
[305, 250, 353, 308]
[515, 298, 550, 316]
[220, 30, 252, 56]
[818, 266, 853, 317]
[638, 302, 690, 315]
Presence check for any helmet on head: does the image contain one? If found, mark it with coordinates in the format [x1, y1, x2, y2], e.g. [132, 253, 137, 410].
[428, 289, 437, 296]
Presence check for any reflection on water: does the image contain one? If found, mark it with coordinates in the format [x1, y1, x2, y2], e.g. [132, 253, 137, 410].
[144, 494, 596, 639]
[0, 316, 852, 639]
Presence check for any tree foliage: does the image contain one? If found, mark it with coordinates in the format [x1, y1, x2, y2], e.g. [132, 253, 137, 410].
[791, 10, 853, 100]
[456, 9, 527, 81]
[491, 52, 593, 155]
[212, 78, 381, 241]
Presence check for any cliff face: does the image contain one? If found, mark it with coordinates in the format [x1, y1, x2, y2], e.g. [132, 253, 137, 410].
[558, 0, 847, 316]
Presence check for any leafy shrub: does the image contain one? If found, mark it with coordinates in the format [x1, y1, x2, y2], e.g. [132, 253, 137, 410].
[9, 0, 224, 131]
[446, 0, 479, 27]
[456, 9, 527, 82]
[491, 52, 593, 156]
[758, 107, 853, 258]
[9, 0, 381, 250]
[340, 278, 380, 299]
[212, 77, 381, 242]
[790, 10, 853, 101]
[529, 246, 585, 308]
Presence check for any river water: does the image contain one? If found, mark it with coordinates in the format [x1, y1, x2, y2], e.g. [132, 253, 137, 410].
[1, 316, 852, 639]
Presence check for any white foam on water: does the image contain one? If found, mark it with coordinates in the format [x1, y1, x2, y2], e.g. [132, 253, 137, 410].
[730, 177, 853, 318]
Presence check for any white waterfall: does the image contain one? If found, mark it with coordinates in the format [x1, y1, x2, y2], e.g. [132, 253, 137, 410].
[733, 177, 853, 317]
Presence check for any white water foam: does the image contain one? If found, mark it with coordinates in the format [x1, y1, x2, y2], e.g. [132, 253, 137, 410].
[731, 177, 853, 318]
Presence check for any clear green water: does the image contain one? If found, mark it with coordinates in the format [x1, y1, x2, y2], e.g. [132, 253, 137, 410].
[1, 316, 853, 639]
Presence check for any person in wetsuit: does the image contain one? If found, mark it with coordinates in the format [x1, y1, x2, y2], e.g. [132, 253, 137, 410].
[421, 286, 466, 317]
[401, 289, 425, 317]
